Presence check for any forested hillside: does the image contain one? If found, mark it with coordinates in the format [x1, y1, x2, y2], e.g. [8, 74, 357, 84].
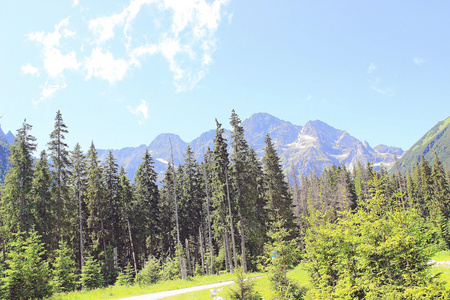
[397, 116, 450, 174]
[0, 110, 448, 299]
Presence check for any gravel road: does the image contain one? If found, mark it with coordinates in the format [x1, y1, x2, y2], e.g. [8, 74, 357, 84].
[118, 280, 234, 300]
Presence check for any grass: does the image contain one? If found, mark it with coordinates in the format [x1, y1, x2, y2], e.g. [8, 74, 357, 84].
[431, 250, 450, 262]
[49, 251, 450, 300]
[163, 264, 311, 300]
[49, 273, 239, 300]
[162, 289, 211, 300]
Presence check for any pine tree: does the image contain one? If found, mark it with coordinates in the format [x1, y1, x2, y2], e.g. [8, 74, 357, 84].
[1, 231, 52, 300]
[48, 110, 72, 242]
[158, 164, 176, 261]
[211, 119, 236, 272]
[30, 150, 55, 249]
[52, 240, 78, 293]
[103, 151, 120, 248]
[70, 143, 87, 271]
[117, 167, 137, 275]
[133, 149, 160, 263]
[85, 142, 107, 258]
[81, 253, 104, 290]
[262, 134, 296, 234]
[1, 120, 36, 237]
[178, 145, 204, 274]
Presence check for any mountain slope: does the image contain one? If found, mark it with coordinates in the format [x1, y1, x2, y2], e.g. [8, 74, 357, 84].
[397, 116, 450, 173]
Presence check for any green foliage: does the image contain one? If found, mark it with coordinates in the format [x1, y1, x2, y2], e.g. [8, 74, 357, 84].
[304, 174, 448, 299]
[1, 231, 52, 300]
[227, 266, 258, 300]
[160, 256, 181, 281]
[264, 218, 302, 299]
[115, 262, 135, 286]
[81, 254, 104, 290]
[52, 240, 78, 293]
[135, 256, 161, 286]
[101, 245, 118, 286]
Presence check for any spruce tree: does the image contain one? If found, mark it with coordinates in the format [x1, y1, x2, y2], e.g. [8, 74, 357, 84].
[70, 143, 87, 271]
[103, 151, 121, 253]
[1, 231, 52, 300]
[52, 240, 78, 293]
[1, 120, 36, 237]
[178, 145, 204, 273]
[133, 149, 160, 262]
[117, 167, 137, 275]
[262, 134, 296, 234]
[30, 150, 55, 250]
[211, 119, 237, 272]
[85, 142, 107, 258]
[48, 110, 72, 242]
[81, 253, 104, 290]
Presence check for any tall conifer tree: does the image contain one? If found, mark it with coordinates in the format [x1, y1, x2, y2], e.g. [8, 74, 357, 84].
[133, 149, 160, 261]
[70, 143, 87, 271]
[262, 134, 296, 234]
[1, 120, 36, 236]
[48, 110, 72, 242]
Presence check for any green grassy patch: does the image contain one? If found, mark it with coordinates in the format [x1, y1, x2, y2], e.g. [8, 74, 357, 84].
[162, 288, 211, 300]
[48, 272, 240, 300]
[432, 250, 450, 262]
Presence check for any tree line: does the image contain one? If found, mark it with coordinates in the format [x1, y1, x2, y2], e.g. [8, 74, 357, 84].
[0, 110, 297, 298]
[1, 109, 449, 299]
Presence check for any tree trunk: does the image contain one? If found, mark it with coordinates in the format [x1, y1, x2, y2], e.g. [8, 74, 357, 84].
[186, 239, 192, 276]
[124, 202, 137, 275]
[239, 212, 247, 273]
[201, 143, 214, 275]
[224, 233, 229, 273]
[225, 229, 233, 273]
[199, 227, 205, 275]
[225, 168, 238, 271]
[78, 185, 84, 270]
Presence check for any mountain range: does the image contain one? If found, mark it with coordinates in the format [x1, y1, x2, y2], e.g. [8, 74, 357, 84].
[6, 113, 448, 184]
[97, 113, 404, 181]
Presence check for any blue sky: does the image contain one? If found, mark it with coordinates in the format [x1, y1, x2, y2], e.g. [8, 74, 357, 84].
[1, 0, 449, 154]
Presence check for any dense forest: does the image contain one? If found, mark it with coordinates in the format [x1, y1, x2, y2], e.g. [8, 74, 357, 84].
[0, 110, 449, 299]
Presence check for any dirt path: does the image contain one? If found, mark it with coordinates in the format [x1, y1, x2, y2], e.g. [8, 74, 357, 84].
[118, 280, 235, 300]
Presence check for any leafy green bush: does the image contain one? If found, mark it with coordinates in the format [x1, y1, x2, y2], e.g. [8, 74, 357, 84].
[304, 175, 449, 299]
[135, 256, 161, 286]
[160, 256, 181, 281]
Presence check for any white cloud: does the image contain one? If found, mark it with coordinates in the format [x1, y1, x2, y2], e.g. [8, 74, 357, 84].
[26, 0, 230, 103]
[127, 99, 149, 124]
[413, 57, 425, 66]
[28, 19, 80, 77]
[27, 17, 79, 102]
[305, 94, 312, 101]
[85, 47, 129, 84]
[368, 63, 377, 74]
[21, 64, 39, 76]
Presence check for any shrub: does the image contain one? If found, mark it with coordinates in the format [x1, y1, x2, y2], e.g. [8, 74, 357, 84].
[135, 256, 161, 286]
